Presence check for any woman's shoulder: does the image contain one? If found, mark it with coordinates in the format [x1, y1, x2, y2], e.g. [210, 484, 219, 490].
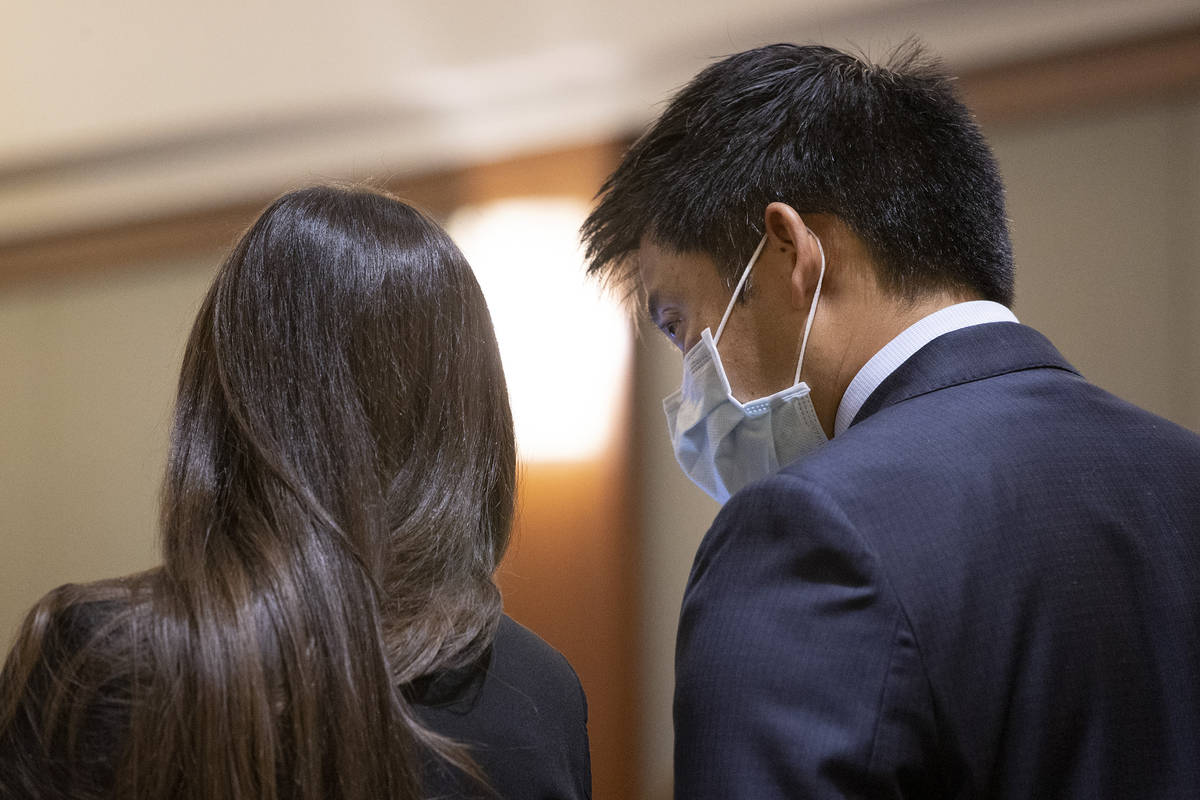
[418, 613, 588, 738]
[413, 614, 592, 799]
[490, 615, 585, 702]
[0, 578, 144, 799]
[4, 578, 141, 674]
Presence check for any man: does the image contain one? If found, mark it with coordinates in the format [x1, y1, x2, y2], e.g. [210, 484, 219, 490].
[581, 43, 1200, 798]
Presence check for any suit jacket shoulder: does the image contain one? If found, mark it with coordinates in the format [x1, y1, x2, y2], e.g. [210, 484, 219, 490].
[676, 467, 941, 798]
[675, 322, 1200, 799]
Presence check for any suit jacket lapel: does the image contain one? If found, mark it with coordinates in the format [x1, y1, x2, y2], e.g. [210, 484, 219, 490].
[849, 322, 1080, 429]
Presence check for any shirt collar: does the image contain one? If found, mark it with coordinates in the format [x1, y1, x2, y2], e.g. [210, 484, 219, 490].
[833, 300, 1019, 436]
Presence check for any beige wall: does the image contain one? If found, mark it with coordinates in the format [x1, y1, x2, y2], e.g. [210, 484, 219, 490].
[993, 100, 1200, 431]
[0, 257, 219, 645]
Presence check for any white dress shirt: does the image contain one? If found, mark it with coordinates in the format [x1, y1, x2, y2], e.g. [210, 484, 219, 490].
[833, 300, 1019, 436]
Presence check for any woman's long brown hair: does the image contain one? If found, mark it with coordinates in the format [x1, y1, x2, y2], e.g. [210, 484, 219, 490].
[0, 186, 516, 799]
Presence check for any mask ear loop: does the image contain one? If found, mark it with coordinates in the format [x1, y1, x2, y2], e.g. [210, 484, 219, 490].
[793, 233, 826, 385]
[713, 235, 768, 346]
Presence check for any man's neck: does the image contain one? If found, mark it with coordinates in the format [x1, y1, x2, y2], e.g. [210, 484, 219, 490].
[814, 291, 982, 438]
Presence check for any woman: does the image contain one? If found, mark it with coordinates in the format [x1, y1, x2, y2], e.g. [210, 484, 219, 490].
[0, 186, 591, 799]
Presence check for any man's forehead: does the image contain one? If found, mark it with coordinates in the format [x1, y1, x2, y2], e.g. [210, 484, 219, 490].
[637, 238, 715, 281]
[635, 241, 681, 320]
[635, 239, 727, 319]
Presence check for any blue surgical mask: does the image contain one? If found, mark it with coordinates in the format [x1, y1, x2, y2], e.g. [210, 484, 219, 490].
[662, 234, 828, 503]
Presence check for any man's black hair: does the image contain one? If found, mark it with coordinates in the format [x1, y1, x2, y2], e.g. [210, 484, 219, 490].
[581, 41, 1015, 306]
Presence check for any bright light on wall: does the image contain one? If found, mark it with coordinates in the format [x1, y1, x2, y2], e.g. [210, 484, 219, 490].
[448, 198, 631, 463]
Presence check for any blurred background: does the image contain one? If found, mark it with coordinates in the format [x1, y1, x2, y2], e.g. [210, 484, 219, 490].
[2, 1, 1199, 797]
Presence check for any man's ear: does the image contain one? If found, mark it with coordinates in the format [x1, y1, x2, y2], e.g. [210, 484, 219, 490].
[764, 202, 822, 311]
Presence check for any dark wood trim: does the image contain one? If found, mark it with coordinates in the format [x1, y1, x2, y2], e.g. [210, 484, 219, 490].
[0, 202, 264, 287]
[0, 169, 469, 288]
[0, 142, 626, 288]
[960, 23, 1200, 126]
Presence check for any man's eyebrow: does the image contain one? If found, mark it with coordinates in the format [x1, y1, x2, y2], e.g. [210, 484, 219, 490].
[646, 291, 661, 324]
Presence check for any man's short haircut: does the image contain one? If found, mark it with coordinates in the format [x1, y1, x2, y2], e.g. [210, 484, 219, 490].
[581, 41, 1015, 306]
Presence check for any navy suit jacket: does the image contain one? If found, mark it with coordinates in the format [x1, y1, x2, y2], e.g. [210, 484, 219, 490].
[675, 322, 1200, 799]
